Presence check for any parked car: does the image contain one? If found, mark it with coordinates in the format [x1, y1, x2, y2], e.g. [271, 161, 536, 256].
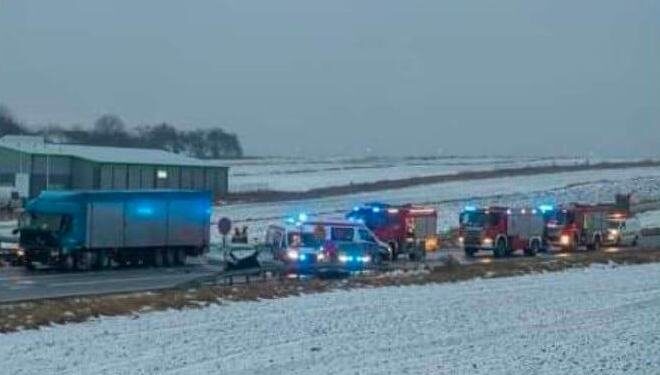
[606, 217, 642, 247]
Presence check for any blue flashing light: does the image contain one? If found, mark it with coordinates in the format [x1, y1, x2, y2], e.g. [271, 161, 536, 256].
[372, 207, 381, 213]
[538, 204, 554, 212]
[298, 213, 309, 222]
[136, 206, 154, 216]
[299, 254, 307, 261]
[285, 217, 296, 224]
[463, 206, 477, 212]
[353, 206, 360, 211]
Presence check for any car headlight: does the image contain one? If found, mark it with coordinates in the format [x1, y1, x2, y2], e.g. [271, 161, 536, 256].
[316, 252, 326, 261]
[338, 254, 351, 263]
[608, 229, 619, 236]
[482, 238, 493, 246]
[560, 235, 571, 246]
[286, 249, 299, 260]
[458, 236, 464, 244]
[16, 249, 25, 257]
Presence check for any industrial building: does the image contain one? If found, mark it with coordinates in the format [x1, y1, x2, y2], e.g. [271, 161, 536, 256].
[0, 135, 229, 200]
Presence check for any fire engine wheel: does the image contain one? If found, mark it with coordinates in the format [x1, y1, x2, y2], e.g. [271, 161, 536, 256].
[464, 247, 477, 257]
[524, 241, 539, 257]
[493, 239, 507, 258]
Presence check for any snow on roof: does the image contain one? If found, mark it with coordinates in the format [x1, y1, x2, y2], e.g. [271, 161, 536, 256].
[0, 135, 225, 168]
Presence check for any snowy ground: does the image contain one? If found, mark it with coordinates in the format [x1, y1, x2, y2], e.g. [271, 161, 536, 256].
[3, 263, 659, 375]
[221, 156, 598, 192]
[638, 210, 660, 229]
[214, 166, 660, 241]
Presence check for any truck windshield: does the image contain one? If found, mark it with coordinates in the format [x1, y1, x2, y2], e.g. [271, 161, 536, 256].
[21, 213, 66, 232]
[555, 211, 575, 225]
[287, 232, 323, 248]
[460, 212, 500, 226]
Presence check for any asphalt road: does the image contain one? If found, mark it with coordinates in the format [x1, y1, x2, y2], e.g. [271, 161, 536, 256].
[2, 235, 659, 304]
[0, 262, 222, 303]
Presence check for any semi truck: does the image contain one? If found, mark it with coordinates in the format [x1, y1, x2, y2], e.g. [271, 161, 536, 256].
[16, 190, 211, 270]
[458, 206, 545, 257]
[346, 202, 438, 261]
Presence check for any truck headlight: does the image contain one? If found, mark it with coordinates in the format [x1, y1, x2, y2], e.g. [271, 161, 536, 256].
[286, 249, 299, 260]
[560, 235, 571, 246]
[482, 238, 493, 246]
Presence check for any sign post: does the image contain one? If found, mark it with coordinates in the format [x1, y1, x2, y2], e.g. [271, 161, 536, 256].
[217, 217, 232, 249]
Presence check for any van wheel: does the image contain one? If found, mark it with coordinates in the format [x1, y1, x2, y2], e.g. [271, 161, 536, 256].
[389, 243, 399, 261]
[493, 239, 507, 258]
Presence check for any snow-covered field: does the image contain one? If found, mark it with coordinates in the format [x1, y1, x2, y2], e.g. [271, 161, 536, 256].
[638, 210, 660, 229]
[3, 263, 659, 374]
[221, 156, 598, 192]
[215, 166, 660, 241]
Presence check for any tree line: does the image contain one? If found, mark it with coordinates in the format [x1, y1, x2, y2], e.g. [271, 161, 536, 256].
[0, 105, 243, 158]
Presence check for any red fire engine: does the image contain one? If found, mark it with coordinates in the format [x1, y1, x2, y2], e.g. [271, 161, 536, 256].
[545, 203, 628, 251]
[458, 206, 545, 257]
[346, 202, 438, 260]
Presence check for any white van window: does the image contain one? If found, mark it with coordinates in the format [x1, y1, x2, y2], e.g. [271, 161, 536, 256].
[359, 229, 376, 243]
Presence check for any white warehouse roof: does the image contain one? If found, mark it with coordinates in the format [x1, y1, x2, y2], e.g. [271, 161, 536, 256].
[0, 135, 224, 168]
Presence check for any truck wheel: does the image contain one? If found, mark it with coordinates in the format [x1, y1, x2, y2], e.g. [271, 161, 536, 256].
[493, 239, 507, 258]
[97, 250, 111, 270]
[464, 247, 477, 257]
[63, 254, 76, 272]
[165, 248, 176, 266]
[153, 250, 164, 267]
[77, 251, 95, 271]
[175, 249, 187, 266]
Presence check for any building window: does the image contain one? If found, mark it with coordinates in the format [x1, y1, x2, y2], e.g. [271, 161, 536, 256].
[157, 169, 168, 179]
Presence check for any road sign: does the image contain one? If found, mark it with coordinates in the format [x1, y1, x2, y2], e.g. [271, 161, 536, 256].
[218, 217, 232, 236]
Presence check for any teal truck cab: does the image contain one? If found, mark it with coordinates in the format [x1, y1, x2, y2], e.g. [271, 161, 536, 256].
[17, 190, 211, 271]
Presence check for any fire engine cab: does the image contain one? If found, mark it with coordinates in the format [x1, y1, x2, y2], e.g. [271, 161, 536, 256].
[346, 202, 438, 261]
[458, 206, 545, 257]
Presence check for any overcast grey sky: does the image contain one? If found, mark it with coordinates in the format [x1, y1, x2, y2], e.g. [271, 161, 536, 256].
[1, 0, 658, 157]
